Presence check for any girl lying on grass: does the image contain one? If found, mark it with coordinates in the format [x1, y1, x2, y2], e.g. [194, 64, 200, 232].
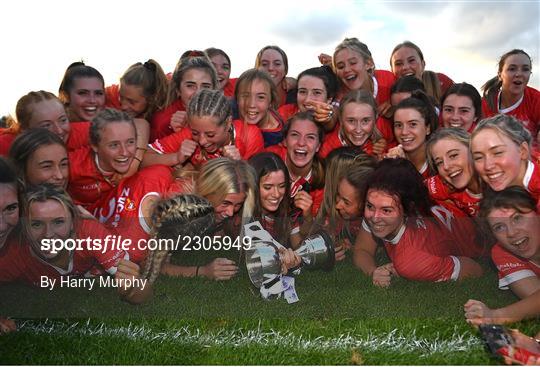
[464, 187, 540, 325]
[353, 158, 485, 285]
[315, 147, 376, 261]
[130, 193, 300, 304]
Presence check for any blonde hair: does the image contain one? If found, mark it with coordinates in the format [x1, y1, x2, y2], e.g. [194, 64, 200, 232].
[426, 127, 471, 172]
[7, 91, 62, 131]
[316, 148, 376, 229]
[471, 114, 532, 158]
[333, 37, 375, 93]
[196, 157, 256, 233]
[141, 194, 215, 284]
[339, 89, 382, 144]
[22, 184, 79, 251]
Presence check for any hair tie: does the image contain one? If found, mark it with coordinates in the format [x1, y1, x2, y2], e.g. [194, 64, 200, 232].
[143, 61, 156, 72]
[188, 50, 204, 57]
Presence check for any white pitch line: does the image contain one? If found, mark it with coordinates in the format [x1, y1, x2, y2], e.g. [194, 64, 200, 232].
[18, 319, 483, 358]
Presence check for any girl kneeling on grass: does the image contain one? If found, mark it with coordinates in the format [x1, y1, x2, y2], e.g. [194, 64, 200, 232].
[144, 89, 264, 171]
[464, 186, 540, 325]
[353, 158, 484, 286]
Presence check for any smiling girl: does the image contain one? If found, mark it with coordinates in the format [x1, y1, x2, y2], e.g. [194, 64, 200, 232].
[316, 148, 376, 261]
[10, 129, 69, 190]
[266, 112, 325, 219]
[390, 41, 454, 102]
[354, 158, 484, 285]
[440, 83, 482, 133]
[426, 128, 483, 217]
[255, 45, 296, 107]
[0, 91, 90, 156]
[59, 62, 106, 122]
[249, 152, 305, 249]
[319, 89, 394, 159]
[150, 55, 218, 140]
[144, 89, 263, 170]
[470, 114, 540, 205]
[68, 108, 138, 207]
[105, 59, 168, 122]
[205, 48, 237, 98]
[386, 90, 438, 179]
[464, 187, 540, 325]
[278, 66, 339, 131]
[332, 37, 395, 106]
[235, 69, 284, 147]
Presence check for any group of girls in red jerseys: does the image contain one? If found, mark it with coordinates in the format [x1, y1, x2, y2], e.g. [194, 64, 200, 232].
[1, 38, 539, 334]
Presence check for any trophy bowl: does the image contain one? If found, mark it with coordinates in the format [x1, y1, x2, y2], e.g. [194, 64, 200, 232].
[244, 221, 335, 288]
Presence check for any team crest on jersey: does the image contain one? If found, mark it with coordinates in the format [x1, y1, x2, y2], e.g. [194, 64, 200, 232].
[124, 198, 136, 211]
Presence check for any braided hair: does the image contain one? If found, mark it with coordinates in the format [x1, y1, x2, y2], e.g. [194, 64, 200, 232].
[141, 194, 215, 284]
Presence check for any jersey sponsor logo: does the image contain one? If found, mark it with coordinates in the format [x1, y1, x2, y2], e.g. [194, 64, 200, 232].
[496, 262, 526, 271]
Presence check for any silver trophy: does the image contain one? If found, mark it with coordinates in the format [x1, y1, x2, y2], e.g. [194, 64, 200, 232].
[244, 221, 335, 288]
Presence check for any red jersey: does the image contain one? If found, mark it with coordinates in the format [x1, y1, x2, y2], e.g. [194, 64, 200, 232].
[68, 146, 115, 207]
[482, 86, 540, 142]
[491, 243, 540, 290]
[523, 160, 540, 207]
[0, 235, 28, 283]
[105, 84, 122, 110]
[264, 144, 323, 216]
[0, 219, 127, 287]
[68, 122, 90, 150]
[437, 72, 454, 96]
[425, 175, 482, 217]
[373, 70, 396, 106]
[149, 120, 264, 167]
[363, 204, 482, 282]
[91, 165, 174, 263]
[150, 99, 186, 141]
[223, 78, 237, 98]
[0, 130, 16, 156]
[277, 104, 299, 123]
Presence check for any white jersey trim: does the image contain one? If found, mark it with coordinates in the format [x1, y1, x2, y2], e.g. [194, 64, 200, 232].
[523, 160, 534, 189]
[498, 90, 524, 114]
[498, 269, 537, 290]
[139, 192, 161, 234]
[372, 75, 379, 99]
[450, 256, 460, 281]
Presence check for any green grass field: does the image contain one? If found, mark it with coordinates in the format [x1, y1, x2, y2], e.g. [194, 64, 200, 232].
[0, 248, 538, 365]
